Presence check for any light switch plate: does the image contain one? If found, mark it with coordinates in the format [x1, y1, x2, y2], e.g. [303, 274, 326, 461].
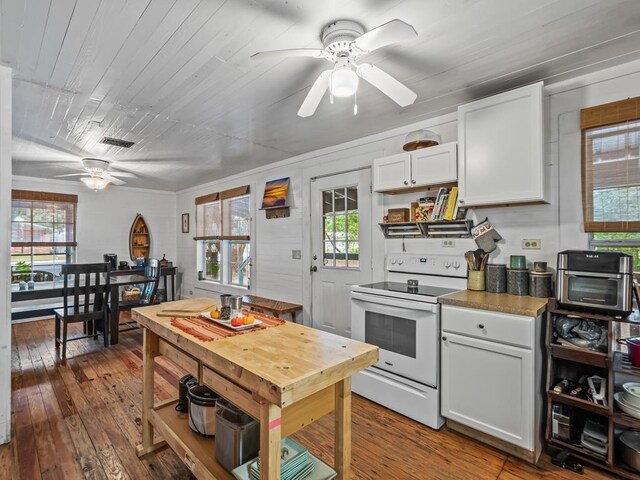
[441, 239, 456, 248]
[522, 239, 541, 249]
[292, 250, 302, 259]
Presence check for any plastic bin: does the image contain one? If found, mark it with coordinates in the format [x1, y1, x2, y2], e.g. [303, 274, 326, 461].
[215, 399, 260, 472]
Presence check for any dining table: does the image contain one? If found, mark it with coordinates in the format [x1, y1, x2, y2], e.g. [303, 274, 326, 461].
[11, 273, 155, 345]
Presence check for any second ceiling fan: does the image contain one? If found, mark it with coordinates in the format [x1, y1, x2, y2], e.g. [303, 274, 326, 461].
[251, 19, 418, 117]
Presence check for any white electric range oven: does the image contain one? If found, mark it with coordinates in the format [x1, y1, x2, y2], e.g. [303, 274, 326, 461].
[351, 253, 467, 429]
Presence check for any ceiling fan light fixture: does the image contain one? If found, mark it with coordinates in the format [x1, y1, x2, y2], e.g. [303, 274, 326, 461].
[330, 65, 359, 98]
[81, 176, 110, 191]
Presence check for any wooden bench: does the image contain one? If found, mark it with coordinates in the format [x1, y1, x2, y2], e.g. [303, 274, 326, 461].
[241, 294, 302, 323]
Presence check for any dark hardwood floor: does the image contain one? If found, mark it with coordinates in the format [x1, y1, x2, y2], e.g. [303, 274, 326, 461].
[1, 317, 614, 480]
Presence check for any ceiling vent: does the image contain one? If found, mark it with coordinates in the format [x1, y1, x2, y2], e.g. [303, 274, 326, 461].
[100, 136, 135, 148]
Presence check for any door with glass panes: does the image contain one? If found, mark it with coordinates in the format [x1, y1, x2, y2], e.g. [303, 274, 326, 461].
[310, 169, 372, 337]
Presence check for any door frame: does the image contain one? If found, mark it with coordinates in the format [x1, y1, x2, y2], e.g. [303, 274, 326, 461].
[301, 150, 386, 327]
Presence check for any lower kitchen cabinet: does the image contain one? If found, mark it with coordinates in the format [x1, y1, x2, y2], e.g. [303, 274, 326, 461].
[440, 304, 544, 463]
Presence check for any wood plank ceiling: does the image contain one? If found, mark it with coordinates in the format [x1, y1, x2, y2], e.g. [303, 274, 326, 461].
[3, 0, 640, 191]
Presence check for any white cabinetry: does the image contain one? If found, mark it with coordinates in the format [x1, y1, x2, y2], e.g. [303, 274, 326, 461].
[440, 305, 543, 462]
[373, 142, 457, 193]
[457, 82, 546, 207]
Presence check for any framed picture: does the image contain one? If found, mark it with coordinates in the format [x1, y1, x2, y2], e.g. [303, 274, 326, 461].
[261, 177, 290, 209]
[182, 213, 189, 233]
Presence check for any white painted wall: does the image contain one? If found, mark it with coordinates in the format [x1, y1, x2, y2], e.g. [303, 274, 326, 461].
[0, 65, 12, 444]
[11, 176, 177, 266]
[175, 58, 640, 326]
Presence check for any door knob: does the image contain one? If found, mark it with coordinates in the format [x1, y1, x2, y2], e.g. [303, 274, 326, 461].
[311, 266, 318, 272]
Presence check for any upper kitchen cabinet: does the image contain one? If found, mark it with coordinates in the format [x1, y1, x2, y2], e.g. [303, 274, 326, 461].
[457, 82, 547, 207]
[373, 142, 457, 193]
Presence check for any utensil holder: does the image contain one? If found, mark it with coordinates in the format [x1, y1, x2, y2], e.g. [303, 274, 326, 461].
[468, 270, 485, 291]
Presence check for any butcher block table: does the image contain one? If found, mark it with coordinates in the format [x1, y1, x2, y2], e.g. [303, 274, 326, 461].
[132, 298, 378, 480]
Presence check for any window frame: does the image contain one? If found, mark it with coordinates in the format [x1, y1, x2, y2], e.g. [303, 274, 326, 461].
[194, 186, 252, 291]
[581, 96, 640, 232]
[11, 190, 78, 278]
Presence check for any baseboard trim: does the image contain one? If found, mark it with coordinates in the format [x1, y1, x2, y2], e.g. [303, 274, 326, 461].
[0, 420, 9, 444]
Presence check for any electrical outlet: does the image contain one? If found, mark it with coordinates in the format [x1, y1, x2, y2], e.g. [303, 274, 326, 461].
[188, 290, 193, 296]
[292, 250, 301, 259]
[441, 239, 455, 248]
[522, 239, 542, 249]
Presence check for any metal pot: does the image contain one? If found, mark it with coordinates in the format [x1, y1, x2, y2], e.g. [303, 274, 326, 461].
[621, 430, 640, 472]
[618, 337, 640, 368]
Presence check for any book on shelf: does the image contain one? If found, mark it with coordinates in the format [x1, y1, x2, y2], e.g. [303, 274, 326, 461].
[443, 187, 458, 220]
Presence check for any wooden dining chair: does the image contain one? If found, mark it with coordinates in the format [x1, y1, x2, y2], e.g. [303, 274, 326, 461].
[54, 262, 111, 359]
[118, 259, 161, 332]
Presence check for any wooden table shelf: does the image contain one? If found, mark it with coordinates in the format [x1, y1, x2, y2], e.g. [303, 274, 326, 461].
[132, 299, 378, 479]
[546, 391, 609, 416]
[549, 343, 608, 368]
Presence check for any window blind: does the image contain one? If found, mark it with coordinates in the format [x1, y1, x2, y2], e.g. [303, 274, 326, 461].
[194, 185, 250, 240]
[581, 96, 640, 232]
[11, 190, 78, 246]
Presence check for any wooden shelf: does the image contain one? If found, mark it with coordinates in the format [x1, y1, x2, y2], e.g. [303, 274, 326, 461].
[613, 351, 640, 376]
[149, 400, 234, 480]
[129, 213, 150, 261]
[548, 437, 610, 466]
[547, 391, 609, 416]
[549, 343, 608, 368]
[613, 410, 640, 429]
[547, 298, 634, 323]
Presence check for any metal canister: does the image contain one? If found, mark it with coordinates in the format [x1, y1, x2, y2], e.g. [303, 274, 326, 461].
[220, 294, 232, 320]
[529, 272, 553, 298]
[485, 264, 507, 293]
[507, 268, 529, 296]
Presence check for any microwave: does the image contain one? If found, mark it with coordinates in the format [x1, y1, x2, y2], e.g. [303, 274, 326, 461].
[556, 250, 633, 315]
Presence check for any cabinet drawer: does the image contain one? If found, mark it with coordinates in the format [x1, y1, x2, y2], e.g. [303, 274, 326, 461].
[441, 305, 533, 348]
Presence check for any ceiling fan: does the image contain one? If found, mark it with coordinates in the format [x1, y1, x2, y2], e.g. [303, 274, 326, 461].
[54, 158, 137, 190]
[251, 19, 418, 117]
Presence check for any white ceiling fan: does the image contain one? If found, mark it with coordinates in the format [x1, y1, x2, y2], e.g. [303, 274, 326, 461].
[54, 158, 137, 190]
[251, 19, 418, 117]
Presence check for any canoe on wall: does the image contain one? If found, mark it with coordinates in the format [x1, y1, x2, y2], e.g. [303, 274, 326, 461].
[129, 213, 150, 261]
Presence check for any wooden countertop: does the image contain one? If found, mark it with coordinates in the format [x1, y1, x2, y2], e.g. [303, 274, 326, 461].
[132, 300, 378, 408]
[439, 290, 548, 317]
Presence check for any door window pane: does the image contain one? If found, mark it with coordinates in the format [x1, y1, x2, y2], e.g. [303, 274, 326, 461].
[321, 186, 359, 269]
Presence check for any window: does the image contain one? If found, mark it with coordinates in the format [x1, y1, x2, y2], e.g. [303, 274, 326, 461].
[581, 96, 640, 271]
[322, 186, 359, 268]
[11, 190, 77, 282]
[195, 186, 251, 288]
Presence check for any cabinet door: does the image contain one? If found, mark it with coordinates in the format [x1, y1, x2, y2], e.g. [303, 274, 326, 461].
[457, 82, 545, 207]
[372, 153, 410, 192]
[410, 142, 457, 187]
[441, 332, 533, 450]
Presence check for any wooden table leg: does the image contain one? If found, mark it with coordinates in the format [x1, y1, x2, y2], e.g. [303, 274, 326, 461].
[335, 377, 352, 479]
[136, 328, 165, 457]
[259, 402, 282, 480]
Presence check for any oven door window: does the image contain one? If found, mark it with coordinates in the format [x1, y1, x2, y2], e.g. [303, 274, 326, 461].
[568, 276, 619, 306]
[364, 311, 416, 358]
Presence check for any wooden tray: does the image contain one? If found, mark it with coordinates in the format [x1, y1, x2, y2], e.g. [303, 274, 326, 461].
[157, 298, 218, 317]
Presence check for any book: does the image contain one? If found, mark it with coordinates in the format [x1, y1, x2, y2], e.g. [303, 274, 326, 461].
[443, 187, 458, 220]
[431, 189, 445, 221]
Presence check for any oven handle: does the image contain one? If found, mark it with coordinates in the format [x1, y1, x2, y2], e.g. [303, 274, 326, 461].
[564, 270, 624, 279]
[351, 292, 438, 313]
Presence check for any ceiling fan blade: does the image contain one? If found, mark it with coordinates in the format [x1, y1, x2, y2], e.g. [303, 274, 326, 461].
[356, 63, 417, 106]
[108, 170, 137, 178]
[297, 70, 332, 118]
[354, 19, 417, 54]
[54, 173, 89, 178]
[101, 174, 126, 186]
[251, 48, 325, 61]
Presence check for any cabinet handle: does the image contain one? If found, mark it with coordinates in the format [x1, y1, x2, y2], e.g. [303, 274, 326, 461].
[404, 180, 409, 185]
[411, 179, 416, 184]
[477, 324, 485, 329]
[442, 336, 447, 341]
[459, 199, 465, 204]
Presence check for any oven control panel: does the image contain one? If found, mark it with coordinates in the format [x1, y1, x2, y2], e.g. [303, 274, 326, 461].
[386, 253, 467, 278]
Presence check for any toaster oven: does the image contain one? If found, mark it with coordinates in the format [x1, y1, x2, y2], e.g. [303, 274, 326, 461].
[556, 250, 633, 314]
